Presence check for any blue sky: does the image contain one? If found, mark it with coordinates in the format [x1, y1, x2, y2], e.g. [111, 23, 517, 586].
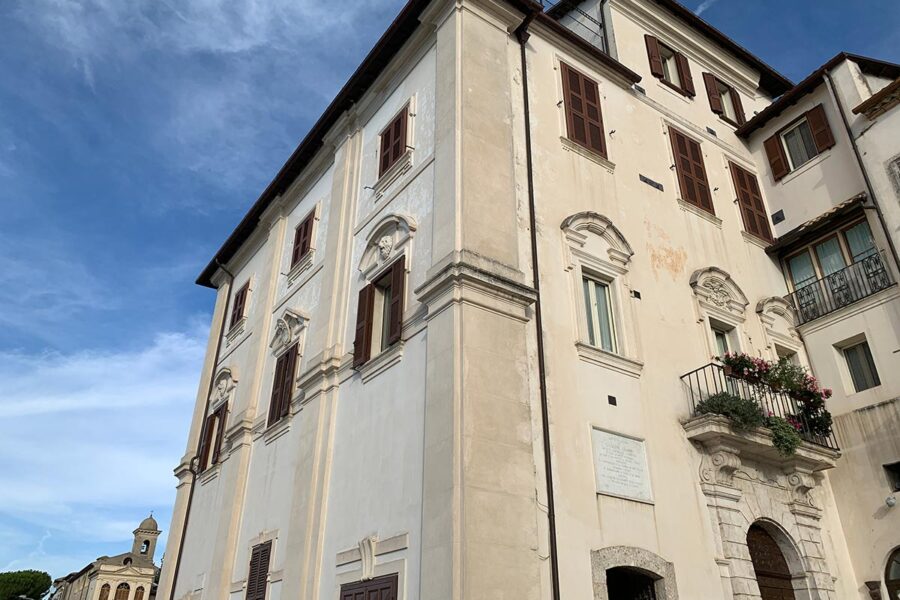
[0, 0, 897, 581]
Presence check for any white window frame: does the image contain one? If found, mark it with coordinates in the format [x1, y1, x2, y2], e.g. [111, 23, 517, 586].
[658, 42, 681, 89]
[780, 118, 818, 171]
[582, 273, 618, 353]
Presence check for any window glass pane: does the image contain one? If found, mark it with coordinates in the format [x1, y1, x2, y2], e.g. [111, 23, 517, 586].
[783, 121, 817, 168]
[844, 341, 881, 392]
[814, 237, 846, 276]
[380, 284, 393, 351]
[583, 278, 596, 347]
[583, 277, 615, 352]
[714, 330, 729, 356]
[844, 221, 876, 262]
[593, 281, 615, 352]
[659, 45, 680, 87]
[788, 252, 817, 288]
[718, 82, 735, 122]
[888, 549, 900, 580]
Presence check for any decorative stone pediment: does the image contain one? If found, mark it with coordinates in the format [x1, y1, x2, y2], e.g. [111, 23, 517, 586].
[210, 368, 237, 410]
[757, 296, 802, 346]
[690, 266, 749, 319]
[360, 214, 416, 279]
[561, 211, 634, 273]
[270, 308, 309, 355]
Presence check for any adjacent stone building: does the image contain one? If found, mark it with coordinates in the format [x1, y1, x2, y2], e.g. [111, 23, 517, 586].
[157, 1, 900, 599]
[53, 517, 161, 600]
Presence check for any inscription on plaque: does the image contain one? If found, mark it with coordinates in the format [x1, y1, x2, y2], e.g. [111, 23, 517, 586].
[591, 428, 652, 502]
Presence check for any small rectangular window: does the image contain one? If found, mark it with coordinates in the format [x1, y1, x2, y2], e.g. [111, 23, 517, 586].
[230, 282, 249, 330]
[582, 276, 616, 352]
[561, 62, 607, 157]
[353, 257, 406, 368]
[291, 211, 315, 267]
[658, 43, 681, 89]
[268, 344, 298, 426]
[781, 119, 818, 170]
[246, 541, 272, 600]
[843, 340, 880, 392]
[885, 462, 900, 492]
[379, 106, 409, 177]
[669, 127, 714, 213]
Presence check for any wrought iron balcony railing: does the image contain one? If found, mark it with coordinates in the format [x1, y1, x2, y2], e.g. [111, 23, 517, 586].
[681, 363, 839, 450]
[785, 250, 894, 325]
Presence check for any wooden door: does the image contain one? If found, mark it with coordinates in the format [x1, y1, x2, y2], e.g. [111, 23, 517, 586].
[747, 525, 797, 600]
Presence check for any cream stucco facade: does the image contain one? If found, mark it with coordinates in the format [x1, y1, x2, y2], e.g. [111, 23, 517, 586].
[157, 1, 900, 599]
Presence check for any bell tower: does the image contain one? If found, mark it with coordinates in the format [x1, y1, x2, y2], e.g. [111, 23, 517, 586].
[132, 513, 161, 561]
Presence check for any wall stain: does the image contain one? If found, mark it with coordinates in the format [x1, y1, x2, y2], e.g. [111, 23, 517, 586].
[646, 220, 686, 279]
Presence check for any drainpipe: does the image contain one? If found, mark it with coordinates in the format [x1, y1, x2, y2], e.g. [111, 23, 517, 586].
[168, 259, 235, 600]
[824, 70, 900, 270]
[515, 12, 562, 600]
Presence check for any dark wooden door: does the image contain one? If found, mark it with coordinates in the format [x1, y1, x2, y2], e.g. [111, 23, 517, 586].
[747, 525, 797, 600]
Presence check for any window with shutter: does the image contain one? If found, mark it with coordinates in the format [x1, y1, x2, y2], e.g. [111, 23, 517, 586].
[561, 62, 607, 157]
[339, 574, 398, 600]
[230, 282, 250, 330]
[704, 73, 744, 125]
[198, 413, 215, 471]
[291, 211, 315, 267]
[246, 542, 272, 600]
[669, 127, 714, 214]
[729, 162, 773, 242]
[353, 258, 405, 369]
[646, 36, 694, 97]
[268, 344, 298, 426]
[378, 106, 409, 178]
[210, 403, 228, 465]
[770, 104, 835, 178]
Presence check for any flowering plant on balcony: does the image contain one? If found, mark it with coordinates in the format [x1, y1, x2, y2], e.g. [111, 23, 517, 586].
[719, 352, 771, 384]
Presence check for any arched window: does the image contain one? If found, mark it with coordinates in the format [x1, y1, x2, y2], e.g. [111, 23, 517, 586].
[114, 583, 130, 600]
[606, 566, 659, 599]
[99, 584, 110, 600]
[886, 547, 900, 597]
[140, 540, 149, 554]
[134, 587, 144, 600]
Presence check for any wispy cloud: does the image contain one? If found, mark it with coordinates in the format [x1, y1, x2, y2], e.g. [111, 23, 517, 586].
[0, 326, 206, 574]
[695, 0, 719, 16]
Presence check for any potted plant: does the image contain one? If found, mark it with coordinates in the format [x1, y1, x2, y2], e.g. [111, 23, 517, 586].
[719, 352, 771, 384]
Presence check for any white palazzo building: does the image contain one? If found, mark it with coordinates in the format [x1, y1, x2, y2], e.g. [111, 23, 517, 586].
[158, 1, 900, 599]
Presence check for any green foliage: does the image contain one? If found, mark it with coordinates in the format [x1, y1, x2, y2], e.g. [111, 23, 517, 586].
[695, 392, 765, 432]
[0, 570, 52, 600]
[767, 357, 806, 391]
[766, 416, 802, 456]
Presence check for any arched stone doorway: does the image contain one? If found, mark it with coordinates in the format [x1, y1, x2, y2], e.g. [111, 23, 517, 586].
[606, 566, 659, 599]
[747, 524, 797, 600]
[886, 547, 900, 599]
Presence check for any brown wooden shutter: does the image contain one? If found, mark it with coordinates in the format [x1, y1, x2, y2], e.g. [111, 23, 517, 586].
[230, 283, 248, 329]
[763, 134, 790, 181]
[731, 86, 746, 125]
[378, 107, 408, 177]
[340, 574, 398, 600]
[703, 73, 723, 114]
[386, 256, 405, 346]
[561, 63, 607, 157]
[246, 542, 271, 600]
[806, 104, 835, 152]
[353, 284, 375, 367]
[268, 352, 286, 425]
[197, 414, 214, 470]
[730, 162, 773, 242]
[279, 344, 297, 419]
[211, 404, 228, 465]
[291, 212, 314, 267]
[645, 35, 664, 78]
[669, 127, 714, 213]
[675, 52, 695, 96]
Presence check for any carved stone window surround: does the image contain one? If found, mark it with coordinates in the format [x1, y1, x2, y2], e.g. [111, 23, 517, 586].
[690, 266, 749, 357]
[591, 546, 678, 600]
[561, 212, 641, 372]
[359, 213, 417, 280]
[335, 533, 407, 597]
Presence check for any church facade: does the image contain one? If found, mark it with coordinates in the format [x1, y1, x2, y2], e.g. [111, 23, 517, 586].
[53, 516, 161, 600]
[158, 1, 900, 599]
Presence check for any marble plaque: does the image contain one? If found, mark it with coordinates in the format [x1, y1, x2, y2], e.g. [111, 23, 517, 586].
[592, 428, 653, 502]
